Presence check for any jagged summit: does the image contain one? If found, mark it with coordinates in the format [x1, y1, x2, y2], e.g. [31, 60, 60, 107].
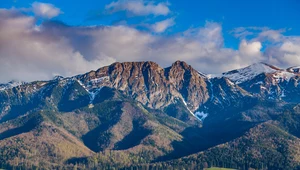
[171, 60, 190, 68]
[2, 61, 297, 86]
[106, 61, 161, 70]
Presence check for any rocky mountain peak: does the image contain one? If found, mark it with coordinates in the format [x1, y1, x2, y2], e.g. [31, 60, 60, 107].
[75, 61, 210, 113]
[108, 61, 162, 71]
[3, 61, 300, 123]
[171, 60, 190, 69]
[164, 61, 209, 111]
[220, 62, 281, 84]
[52, 75, 64, 81]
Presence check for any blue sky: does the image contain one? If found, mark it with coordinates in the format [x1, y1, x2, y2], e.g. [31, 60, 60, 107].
[0, 0, 300, 82]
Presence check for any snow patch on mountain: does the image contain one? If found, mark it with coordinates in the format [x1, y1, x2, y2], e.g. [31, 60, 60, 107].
[77, 80, 100, 104]
[272, 71, 295, 82]
[77, 76, 109, 104]
[195, 111, 208, 121]
[181, 98, 207, 122]
[87, 76, 109, 88]
[89, 88, 103, 103]
[280, 90, 286, 98]
[77, 80, 89, 93]
[181, 99, 194, 115]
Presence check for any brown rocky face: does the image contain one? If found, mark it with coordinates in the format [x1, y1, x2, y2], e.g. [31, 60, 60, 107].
[165, 61, 209, 111]
[78, 61, 209, 111]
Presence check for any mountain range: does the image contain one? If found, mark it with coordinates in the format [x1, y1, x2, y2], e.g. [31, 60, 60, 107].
[0, 61, 300, 170]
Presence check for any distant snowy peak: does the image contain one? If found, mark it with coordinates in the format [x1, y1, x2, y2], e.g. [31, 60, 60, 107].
[221, 63, 282, 84]
[52, 75, 64, 81]
[287, 66, 300, 73]
[0, 81, 26, 91]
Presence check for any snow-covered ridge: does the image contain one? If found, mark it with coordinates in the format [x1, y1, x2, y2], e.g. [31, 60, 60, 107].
[181, 98, 208, 122]
[272, 71, 295, 83]
[86, 76, 109, 88]
[287, 66, 300, 73]
[210, 62, 299, 84]
[0, 81, 26, 91]
[221, 63, 278, 84]
[76, 76, 110, 104]
[0, 75, 66, 92]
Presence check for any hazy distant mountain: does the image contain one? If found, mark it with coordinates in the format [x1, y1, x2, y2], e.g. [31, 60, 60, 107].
[0, 61, 300, 169]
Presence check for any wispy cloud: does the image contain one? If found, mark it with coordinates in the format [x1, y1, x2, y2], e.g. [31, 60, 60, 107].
[151, 18, 175, 33]
[105, 0, 170, 16]
[231, 26, 285, 41]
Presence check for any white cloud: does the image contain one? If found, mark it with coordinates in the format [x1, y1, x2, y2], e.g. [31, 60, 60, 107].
[151, 18, 175, 33]
[0, 11, 245, 82]
[272, 39, 300, 66]
[239, 40, 262, 57]
[258, 29, 284, 42]
[106, 0, 170, 16]
[196, 22, 224, 48]
[0, 10, 114, 82]
[231, 26, 300, 68]
[32, 2, 61, 19]
[280, 41, 300, 54]
[1, 8, 300, 83]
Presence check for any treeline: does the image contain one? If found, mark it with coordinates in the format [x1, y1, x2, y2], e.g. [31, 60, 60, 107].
[1, 140, 300, 170]
[1, 158, 300, 170]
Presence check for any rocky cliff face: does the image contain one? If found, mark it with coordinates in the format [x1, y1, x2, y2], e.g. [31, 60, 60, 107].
[76, 61, 210, 113]
[1, 61, 300, 123]
[165, 61, 209, 111]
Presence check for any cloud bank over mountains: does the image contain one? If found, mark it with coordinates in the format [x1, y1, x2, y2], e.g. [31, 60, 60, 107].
[0, 1, 299, 83]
